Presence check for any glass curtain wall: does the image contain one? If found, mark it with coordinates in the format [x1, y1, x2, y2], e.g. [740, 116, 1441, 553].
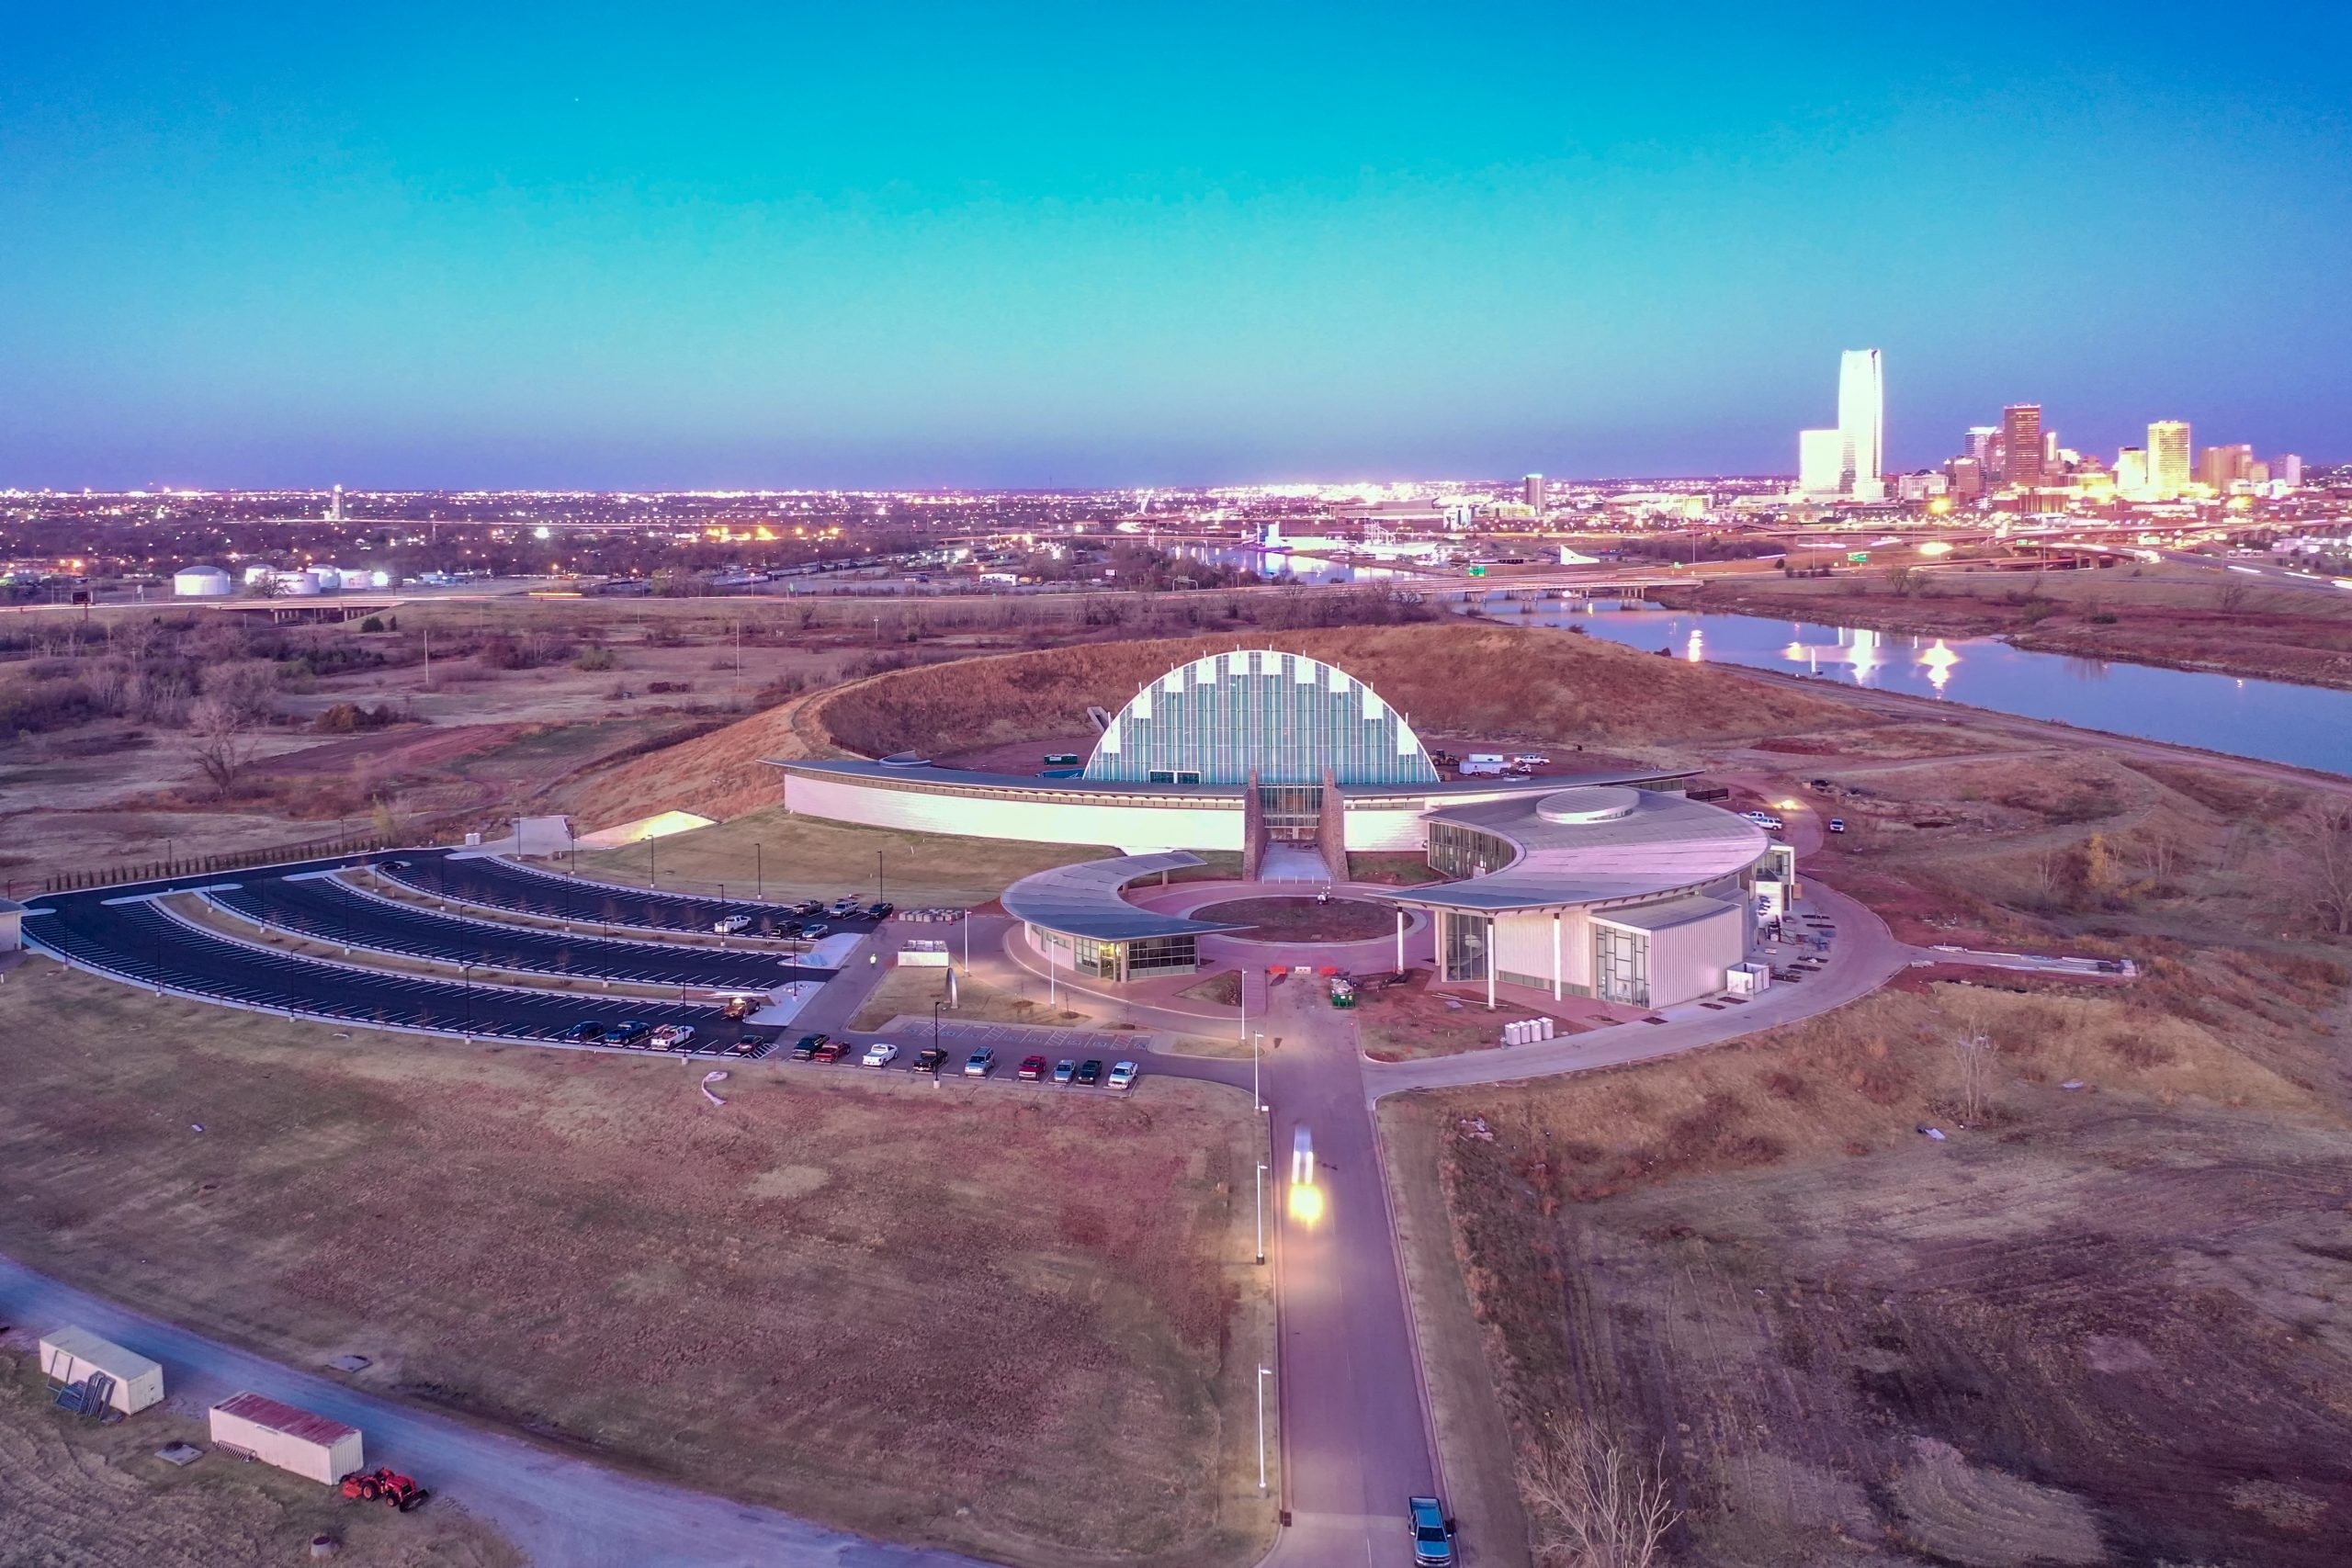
[1085, 649, 1440, 785]
[1593, 925, 1650, 1006]
[1441, 909, 1492, 982]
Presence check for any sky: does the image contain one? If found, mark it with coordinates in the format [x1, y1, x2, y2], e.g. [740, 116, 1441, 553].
[2, 1, 2347, 489]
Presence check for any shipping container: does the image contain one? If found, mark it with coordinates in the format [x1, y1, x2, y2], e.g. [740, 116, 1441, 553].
[209, 1392, 365, 1484]
[39, 1326, 165, 1415]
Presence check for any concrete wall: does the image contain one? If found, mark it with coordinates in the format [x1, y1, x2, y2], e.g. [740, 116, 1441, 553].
[786, 773, 1246, 853]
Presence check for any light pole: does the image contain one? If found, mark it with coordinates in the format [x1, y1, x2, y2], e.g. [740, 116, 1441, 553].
[932, 999, 944, 1076]
[1252, 1030, 1263, 1113]
[1256, 1366, 1273, 1494]
[876, 849, 884, 904]
[754, 840, 763, 900]
[1255, 1162, 1267, 1265]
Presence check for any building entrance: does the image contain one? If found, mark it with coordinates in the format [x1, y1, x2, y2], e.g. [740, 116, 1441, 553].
[1257, 783, 1323, 844]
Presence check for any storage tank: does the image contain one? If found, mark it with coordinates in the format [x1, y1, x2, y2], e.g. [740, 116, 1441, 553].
[208, 1392, 364, 1483]
[307, 568, 343, 592]
[172, 565, 232, 599]
[274, 570, 320, 596]
[39, 1325, 165, 1415]
[338, 569, 375, 591]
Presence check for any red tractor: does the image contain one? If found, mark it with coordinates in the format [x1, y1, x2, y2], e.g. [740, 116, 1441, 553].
[340, 1467, 429, 1511]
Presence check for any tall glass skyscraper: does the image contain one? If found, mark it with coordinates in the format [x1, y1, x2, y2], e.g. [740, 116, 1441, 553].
[1837, 349, 1883, 495]
[2148, 420, 2192, 499]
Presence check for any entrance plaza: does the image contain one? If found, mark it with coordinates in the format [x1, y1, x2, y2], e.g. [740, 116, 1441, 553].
[777, 649, 1793, 1010]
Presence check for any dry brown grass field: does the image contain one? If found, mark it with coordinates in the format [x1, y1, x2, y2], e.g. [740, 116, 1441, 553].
[810, 625, 1865, 761]
[0, 1352, 521, 1568]
[0, 963, 1274, 1568]
[1383, 700, 2352, 1566]
[849, 964, 1092, 1031]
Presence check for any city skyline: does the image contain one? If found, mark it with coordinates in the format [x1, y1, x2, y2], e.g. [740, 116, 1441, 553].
[3, 3, 2348, 488]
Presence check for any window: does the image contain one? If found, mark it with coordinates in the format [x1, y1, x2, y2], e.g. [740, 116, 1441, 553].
[1593, 925, 1649, 1007]
[1441, 910, 1491, 982]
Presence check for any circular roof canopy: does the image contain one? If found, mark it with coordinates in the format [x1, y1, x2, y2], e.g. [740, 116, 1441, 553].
[1536, 786, 1641, 824]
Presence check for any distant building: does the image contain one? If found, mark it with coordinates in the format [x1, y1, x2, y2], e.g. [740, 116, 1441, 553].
[1838, 349, 1884, 497]
[1522, 474, 1546, 513]
[1947, 457, 1984, 500]
[172, 564, 232, 598]
[2277, 453, 2305, 488]
[328, 484, 344, 523]
[1896, 471, 1948, 502]
[2002, 405, 2044, 490]
[1799, 429, 1847, 497]
[1965, 426, 1999, 475]
[2115, 447, 2150, 498]
[2200, 443, 2256, 491]
[2148, 421, 2192, 499]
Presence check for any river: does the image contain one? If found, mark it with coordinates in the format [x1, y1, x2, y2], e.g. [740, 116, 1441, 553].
[1477, 600, 2352, 778]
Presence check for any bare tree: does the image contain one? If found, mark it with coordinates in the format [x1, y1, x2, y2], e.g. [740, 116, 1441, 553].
[200, 659, 281, 725]
[2284, 801, 2352, 934]
[1521, 1420, 1678, 1568]
[187, 696, 258, 796]
[2213, 575, 2251, 614]
[1951, 1030, 1994, 1125]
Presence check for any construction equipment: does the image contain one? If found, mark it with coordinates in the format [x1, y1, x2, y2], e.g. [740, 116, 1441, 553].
[1329, 976, 1357, 1009]
[340, 1468, 429, 1511]
[720, 994, 756, 1021]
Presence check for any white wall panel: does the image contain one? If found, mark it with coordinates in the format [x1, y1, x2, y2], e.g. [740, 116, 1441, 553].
[1645, 907, 1747, 1008]
[786, 774, 1244, 852]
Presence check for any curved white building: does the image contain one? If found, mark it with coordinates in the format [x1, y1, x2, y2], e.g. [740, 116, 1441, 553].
[775, 649, 1793, 1005]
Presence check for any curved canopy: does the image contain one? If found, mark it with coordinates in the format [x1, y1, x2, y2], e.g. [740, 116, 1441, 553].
[1084, 649, 1440, 786]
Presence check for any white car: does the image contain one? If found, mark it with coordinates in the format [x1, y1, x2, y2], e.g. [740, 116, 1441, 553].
[1107, 1060, 1139, 1089]
[712, 914, 751, 934]
[861, 1042, 899, 1068]
[649, 1023, 695, 1050]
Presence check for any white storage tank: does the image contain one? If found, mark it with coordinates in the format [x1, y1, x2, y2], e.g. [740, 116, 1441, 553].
[39, 1325, 165, 1415]
[274, 570, 320, 596]
[338, 568, 375, 591]
[307, 567, 343, 592]
[209, 1391, 364, 1484]
[172, 565, 232, 599]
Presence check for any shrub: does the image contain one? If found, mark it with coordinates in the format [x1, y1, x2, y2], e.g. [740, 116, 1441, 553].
[358, 615, 386, 634]
[573, 646, 618, 671]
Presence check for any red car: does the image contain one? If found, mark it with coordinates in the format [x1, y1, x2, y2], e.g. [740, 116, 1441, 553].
[1017, 1054, 1049, 1081]
[812, 1039, 849, 1063]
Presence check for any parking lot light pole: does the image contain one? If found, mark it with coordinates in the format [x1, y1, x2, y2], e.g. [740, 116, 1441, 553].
[754, 841, 763, 900]
[1256, 1366, 1272, 1493]
[1252, 1031, 1262, 1113]
[1256, 1162, 1266, 1264]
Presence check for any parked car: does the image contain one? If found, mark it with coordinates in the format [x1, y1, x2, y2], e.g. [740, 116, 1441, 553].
[865, 901, 895, 919]
[812, 1038, 849, 1063]
[720, 995, 756, 1021]
[1107, 1060, 1139, 1090]
[598, 1021, 651, 1046]
[862, 1042, 899, 1068]
[650, 1023, 695, 1050]
[790, 1033, 828, 1061]
[1408, 1495, 1456, 1566]
[799, 922, 831, 941]
[558, 1021, 602, 1043]
[1075, 1059, 1102, 1086]
[965, 1048, 998, 1077]
[711, 914, 751, 934]
[729, 1032, 772, 1056]
[1826, 818, 1847, 833]
[1052, 1058, 1078, 1085]
[793, 899, 823, 916]
[1017, 1054, 1049, 1081]
[913, 1047, 947, 1075]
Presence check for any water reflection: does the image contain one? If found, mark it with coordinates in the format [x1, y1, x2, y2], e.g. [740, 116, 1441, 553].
[1475, 603, 2352, 778]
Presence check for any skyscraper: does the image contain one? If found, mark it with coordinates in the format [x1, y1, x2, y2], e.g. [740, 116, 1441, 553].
[2147, 421, 2191, 500]
[1799, 429, 1847, 497]
[2002, 405, 2044, 490]
[1965, 426, 1998, 472]
[2278, 453, 2305, 488]
[2116, 447, 2149, 498]
[2200, 444, 2255, 491]
[1838, 349, 1884, 498]
[1522, 474, 1546, 513]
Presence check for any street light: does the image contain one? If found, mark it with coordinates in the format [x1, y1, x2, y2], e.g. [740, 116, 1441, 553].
[933, 998, 944, 1077]
[1256, 1366, 1273, 1494]
[1253, 1030, 1263, 1114]
[754, 840, 763, 900]
[1255, 1162, 1267, 1265]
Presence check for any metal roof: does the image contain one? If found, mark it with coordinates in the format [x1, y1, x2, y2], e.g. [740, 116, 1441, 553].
[1377, 786, 1770, 912]
[1590, 893, 1737, 931]
[999, 852, 1260, 942]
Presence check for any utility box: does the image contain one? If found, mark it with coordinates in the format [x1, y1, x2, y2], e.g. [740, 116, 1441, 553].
[39, 1326, 164, 1416]
[1728, 962, 1770, 997]
[209, 1392, 364, 1485]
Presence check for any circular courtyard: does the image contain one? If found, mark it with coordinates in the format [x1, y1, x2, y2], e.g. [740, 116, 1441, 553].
[1193, 896, 1396, 944]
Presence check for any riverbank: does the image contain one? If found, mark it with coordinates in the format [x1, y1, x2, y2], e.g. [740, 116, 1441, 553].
[1652, 571, 2352, 692]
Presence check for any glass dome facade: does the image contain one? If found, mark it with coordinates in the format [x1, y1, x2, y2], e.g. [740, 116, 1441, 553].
[1084, 649, 1440, 786]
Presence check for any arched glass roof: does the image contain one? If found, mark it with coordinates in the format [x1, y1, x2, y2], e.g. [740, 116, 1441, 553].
[1083, 649, 1440, 786]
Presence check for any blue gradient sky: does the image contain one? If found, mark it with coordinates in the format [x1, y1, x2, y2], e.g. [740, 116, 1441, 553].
[3, 2, 2346, 488]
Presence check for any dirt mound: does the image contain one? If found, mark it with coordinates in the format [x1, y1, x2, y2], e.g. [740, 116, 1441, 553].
[1889, 1437, 2105, 1566]
[550, 682, 852, 830]
[814, 625, 1860, 761]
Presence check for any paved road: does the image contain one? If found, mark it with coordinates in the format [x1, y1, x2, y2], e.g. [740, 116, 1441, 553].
[211, 873, 822, 989]
[0, 1255, 989, 1568]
